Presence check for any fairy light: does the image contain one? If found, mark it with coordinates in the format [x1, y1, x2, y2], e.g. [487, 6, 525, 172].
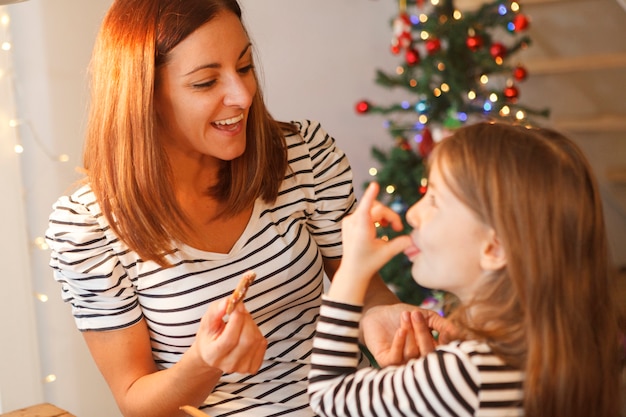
[515, 110, 526, 120]
[419, 14, 428, 23]
[409, 79, 417, 87]
[441, 83, 450, 93]
[34, 236, 49, 250]
[511, 2, 520, 12]
[35, 293, 49, 303]
[385, 185, 396, 195]
[369, 167, 378, 176]
[420, 31, 429, 40]
[480, 74, 489, 84]
[489, 93, 498, 102]
[453, 10, 462, 20]
[44, 374, 57, 384]
[396, 66, 404, 75]
[500, 105, 511, 116]
[468, 90, 477, 100]
[418, 114, 428, 124]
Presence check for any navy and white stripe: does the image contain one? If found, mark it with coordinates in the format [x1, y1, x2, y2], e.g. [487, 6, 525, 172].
[309, 297, 524, 417]
[46, 120, 355, 417]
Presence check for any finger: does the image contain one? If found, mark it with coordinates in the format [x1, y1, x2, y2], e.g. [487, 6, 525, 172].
[370, 202, 404, 231]
[387, 327, 408, 366]
[411, 311, 436, 355]
[421, 310, 458, 344]
[385, 235, 413, 257]
[400, 311, 420, 360]
[358, 182, 380, 213]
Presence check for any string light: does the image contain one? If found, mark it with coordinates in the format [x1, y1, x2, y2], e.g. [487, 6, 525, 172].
[44, 374, 57, 384]
[35, 293, 49, 303]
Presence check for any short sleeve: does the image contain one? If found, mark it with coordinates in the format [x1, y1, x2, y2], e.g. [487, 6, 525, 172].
[45, 186, 142, 331]
[295, 120, 356, 259]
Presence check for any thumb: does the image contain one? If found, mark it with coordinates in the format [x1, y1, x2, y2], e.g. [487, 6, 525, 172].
[385, 235, 413, 258]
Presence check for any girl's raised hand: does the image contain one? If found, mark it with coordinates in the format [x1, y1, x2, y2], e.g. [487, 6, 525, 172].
[328, 182, 412, 305]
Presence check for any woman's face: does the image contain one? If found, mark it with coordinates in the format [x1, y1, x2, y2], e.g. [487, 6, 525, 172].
[154, 11, 257, 165]
[404, 159, 492, 303]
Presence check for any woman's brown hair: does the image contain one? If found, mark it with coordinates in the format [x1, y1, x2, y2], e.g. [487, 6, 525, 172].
[431, 122, 621, 417]
[83, 0, 294, 266]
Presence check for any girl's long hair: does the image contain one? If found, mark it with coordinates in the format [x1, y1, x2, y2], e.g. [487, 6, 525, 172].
[432, 122, 621, 417]
[83, 0, 294, 266]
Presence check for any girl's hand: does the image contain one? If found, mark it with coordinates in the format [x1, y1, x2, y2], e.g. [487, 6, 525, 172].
[383, 311, 437, 366]
[328, 182, 412, 304]
[193, 299, 267, 374]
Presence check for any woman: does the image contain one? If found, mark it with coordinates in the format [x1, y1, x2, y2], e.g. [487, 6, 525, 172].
[308, 122, 623, 416]
[45, 1, 401, 416]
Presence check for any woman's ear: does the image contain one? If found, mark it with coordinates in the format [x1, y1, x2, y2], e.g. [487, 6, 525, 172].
[480, 228, 507, 271]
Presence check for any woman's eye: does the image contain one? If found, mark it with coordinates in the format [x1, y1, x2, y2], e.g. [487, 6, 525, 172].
[238, 64, 254, 74]
[192, 80, 216, 89]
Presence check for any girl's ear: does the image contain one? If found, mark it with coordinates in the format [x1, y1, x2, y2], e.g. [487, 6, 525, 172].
[480, 228, 507, 271]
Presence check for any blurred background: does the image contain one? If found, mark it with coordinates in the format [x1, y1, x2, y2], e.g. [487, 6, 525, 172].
[1, 0, 624, 415]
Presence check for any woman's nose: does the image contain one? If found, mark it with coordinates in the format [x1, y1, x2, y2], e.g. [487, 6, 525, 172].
[223, 75, 254, 108]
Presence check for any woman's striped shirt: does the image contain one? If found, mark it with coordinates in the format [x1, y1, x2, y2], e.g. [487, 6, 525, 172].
[46, 120, 356, 417]
[309, 297, 525, 417]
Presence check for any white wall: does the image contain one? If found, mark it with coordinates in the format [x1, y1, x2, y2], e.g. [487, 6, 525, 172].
[0, 5, 43, 412]
[6, 1, 118, 415]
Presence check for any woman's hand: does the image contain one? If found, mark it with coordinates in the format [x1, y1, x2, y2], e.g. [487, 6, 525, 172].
[193, 298, 267, 374]
[327, 182, 412, 305]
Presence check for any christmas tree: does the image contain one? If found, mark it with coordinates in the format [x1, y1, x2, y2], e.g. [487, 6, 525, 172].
[357, 0, 549, 306]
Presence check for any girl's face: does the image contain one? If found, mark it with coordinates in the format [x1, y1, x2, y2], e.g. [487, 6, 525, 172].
[404, 159, 493, 303]
[154, 11, 257, 166]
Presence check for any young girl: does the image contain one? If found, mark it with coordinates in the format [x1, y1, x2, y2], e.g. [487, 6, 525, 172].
[308, 122, 623, 417]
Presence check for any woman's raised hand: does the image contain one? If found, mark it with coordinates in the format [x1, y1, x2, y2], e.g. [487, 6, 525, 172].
[193, 298, 267, 375]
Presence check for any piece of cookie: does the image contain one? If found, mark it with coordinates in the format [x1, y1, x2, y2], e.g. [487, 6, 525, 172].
[223, 270, 256, 320]
[180, 404, 210, 416]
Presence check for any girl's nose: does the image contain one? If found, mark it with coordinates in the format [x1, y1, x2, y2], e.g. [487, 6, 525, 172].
[405, 201, 421, 229]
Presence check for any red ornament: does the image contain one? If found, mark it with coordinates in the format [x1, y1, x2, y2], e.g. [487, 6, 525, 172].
[466, 34, 483, 52]
[503, 85, 520, 101]
[489, 42, 507, 59]
[405, 47, 421, 66]
[425, 38, 441, 55]
[513, 65, 528, 81]
[418, 127, 435, 157]
[392, 13, 412, 53]
[512, 14, 530, 32]
[416, 0, 425, 7]
[355, 100, 370, 114]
